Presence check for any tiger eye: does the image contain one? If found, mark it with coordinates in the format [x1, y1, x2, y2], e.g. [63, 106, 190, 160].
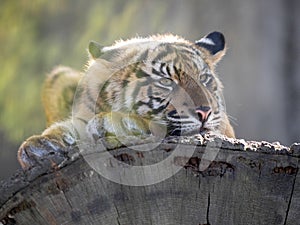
[159, 78, 173, 86]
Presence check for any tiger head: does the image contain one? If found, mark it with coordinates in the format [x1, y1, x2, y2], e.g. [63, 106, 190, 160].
[78, 32, 234, 138]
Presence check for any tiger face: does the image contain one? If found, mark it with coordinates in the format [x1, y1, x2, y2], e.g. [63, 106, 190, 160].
[76, 31, 234, 137]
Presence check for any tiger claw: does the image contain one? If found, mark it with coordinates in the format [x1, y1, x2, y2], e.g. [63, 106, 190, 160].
[17, 136, 69, 170]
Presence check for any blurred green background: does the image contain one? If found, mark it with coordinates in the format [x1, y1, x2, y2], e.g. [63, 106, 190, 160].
[0, 0, 299, 179]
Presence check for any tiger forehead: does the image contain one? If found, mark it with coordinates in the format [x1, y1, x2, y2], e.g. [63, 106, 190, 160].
[100, 34, 211, 80]
[102, 34, 205, 61]
[103, 34, 191, 51]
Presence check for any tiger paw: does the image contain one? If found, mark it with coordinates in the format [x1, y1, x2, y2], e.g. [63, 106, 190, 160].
[18, 134, 76, 170]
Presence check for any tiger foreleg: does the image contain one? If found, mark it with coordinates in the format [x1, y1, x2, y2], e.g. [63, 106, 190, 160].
[18, 112, 166, 170]
[18, 121, 78, 170]
[86, 112, 166, 148]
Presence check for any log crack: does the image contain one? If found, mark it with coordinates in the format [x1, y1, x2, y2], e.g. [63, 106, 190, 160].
[206, 193, 210, 225]
[283, 164, 299, 225]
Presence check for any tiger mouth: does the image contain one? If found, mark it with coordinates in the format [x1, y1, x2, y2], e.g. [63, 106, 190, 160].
[199, 126, 209, 135]
[167, 123, 209, 136]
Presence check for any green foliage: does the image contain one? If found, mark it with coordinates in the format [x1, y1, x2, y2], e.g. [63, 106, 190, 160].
[0, 0, 155, 143]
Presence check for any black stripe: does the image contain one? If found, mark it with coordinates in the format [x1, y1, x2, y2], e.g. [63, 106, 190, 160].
[152, 104, 167, 114]
[130, 78, 152, 102]
[85, 88, 96, 109]
[136, 49, 149, 62]
[159, 63, 166, 74]
[168, 115, 190, 119]
[153, 83, 172, 91]
[136, 69, 149, 78]
[73, 85, 84, 101]
[132, 100, 148, 112]
[151, 68, 163, 77]
[167, 110, 190, 119]
[176, 48, 194, 57]
[152, 48, 171, 62]
[147, 86, 154, 108]
[191, 47, 204, 57]
[149, 95, 165, 103]
[173, 65, 181, 78]
[169, 120, 194, 125]
[121, 69, 134, 104]
[49, 72, 63, 86]
[180, 51, 193, 61]
[167, 110, 177, 117]
[75, 117, 88, 124]
[166, 65, 171, 76]
[122, 79, 129, 88]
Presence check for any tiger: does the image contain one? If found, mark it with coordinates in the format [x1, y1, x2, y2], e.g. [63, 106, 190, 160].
[18, 31, 235, 170]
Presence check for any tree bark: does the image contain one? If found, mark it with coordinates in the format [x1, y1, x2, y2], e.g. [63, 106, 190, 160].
[0, 136, 299, 225]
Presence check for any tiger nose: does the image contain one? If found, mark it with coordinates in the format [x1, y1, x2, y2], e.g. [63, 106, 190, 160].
[195, 106, 212, 122]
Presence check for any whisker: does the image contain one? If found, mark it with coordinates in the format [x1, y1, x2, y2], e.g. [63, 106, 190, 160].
[227, 114, 238, 126]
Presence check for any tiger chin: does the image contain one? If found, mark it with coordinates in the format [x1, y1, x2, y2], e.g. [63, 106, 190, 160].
[18, 31, 235, 170]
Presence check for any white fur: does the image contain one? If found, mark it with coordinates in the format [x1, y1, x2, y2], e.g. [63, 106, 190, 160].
[198, 37, 215, 46]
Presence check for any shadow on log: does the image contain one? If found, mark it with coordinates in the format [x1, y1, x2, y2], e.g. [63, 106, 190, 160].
[0, 135, 299, 225]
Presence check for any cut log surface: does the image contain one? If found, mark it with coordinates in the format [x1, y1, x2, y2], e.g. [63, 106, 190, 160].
[0, 135, 299, 225]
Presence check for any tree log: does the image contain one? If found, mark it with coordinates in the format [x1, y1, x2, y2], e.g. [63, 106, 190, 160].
[0, 135, 299, 225]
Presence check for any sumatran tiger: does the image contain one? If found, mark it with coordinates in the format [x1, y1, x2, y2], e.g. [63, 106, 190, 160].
[18, 31, 235, 170]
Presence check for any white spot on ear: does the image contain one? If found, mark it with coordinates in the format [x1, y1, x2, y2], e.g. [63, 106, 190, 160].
[198, 37, 215, 46]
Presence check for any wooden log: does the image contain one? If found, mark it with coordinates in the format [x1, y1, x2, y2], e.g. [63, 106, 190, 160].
[0, 135, 299, 225]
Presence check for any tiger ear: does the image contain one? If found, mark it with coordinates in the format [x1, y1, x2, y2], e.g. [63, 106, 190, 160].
[88, 41, 104, 59]
[195, 31, 226, 64]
